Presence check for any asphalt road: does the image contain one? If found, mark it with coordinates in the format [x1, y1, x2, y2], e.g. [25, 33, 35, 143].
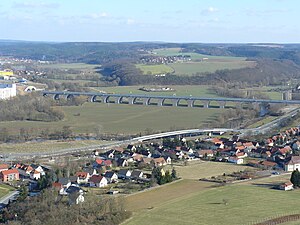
[0, 191, 19, 210]
[0, 106, 299, 161]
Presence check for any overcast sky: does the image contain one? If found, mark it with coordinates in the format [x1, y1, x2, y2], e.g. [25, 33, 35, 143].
[0, 0, 299, 43]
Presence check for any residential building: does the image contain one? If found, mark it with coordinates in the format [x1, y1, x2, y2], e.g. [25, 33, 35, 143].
[0, 83, 16, 99]
[0, 169, 19, 182]
[285, 156, 300, 172]
[89, 175, 108, 188]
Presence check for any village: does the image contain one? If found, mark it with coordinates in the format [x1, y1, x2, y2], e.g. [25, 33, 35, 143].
[0, 125, 300, 209]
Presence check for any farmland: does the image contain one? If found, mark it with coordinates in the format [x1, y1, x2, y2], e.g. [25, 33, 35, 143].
[0, 103, 223, 136]
[125, 161, 250, 212]
[125, 174, 297, 225]
[171, 61, 255, 75]
[138, 48, 256, 75]
[136, 64, 174, 75]
[0, 139, 111, 154]
[169, 161, 252, 180]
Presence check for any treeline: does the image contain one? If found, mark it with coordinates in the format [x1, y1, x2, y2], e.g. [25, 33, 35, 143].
[100, 58, 300, 87]
[209, 84, 270, 99]
[1, 189, 131, 225]
[0, 94, 64, 122]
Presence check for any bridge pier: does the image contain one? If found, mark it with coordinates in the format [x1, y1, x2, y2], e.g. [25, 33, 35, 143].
[157, 99, 165, 106]
[172, 99, 179, 107]
[90, 95, 97, 102]
[202, 101, 210, 108]
[128, 97, 135, 105]
[101, 96, 109, 104]
[143, 98, 150, 106]
[219, 101, 226, 109]
[116, 96, 123, 104]
[187, 100, 194, 107]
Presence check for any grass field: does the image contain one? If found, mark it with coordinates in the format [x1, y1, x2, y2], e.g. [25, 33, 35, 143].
[0, 184, 15, 199]
[247, 116, 277, 129]
[170, 161, 252, 179]
[171, 61, 256, 75]
[136, 64, 174, 75]
[0, 140, 111, 154]
[138, 48, 256, 75]
[0, 103, 222, 135]
[126, 161, 251, 212]
[152, 48, 248, 61]
[125, 174, 298, 225]
[37, 63, 100, 70]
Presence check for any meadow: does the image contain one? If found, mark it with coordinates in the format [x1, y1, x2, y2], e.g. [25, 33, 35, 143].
[125, 174, 297, 225]
[136, 64, 174, 75]
[141, 48, 256, 75]
[171, 61, 255, 75]
[37, 63, 100, 70]
[0, 103, 222, 136]
[0, 184, 15, 199]
[0, 139, 111, 154]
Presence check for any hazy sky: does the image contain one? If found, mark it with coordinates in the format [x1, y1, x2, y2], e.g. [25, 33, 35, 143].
[0, 0, 299, 43]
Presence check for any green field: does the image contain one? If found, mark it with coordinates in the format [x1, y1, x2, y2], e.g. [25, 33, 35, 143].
[37, 63, 100, 70]
[171, 61, 255, 75]
[0, 103, 222, 135]
[152, 48, 247, 61]
[136, 64, 174, 75]
[170, 161, 252, 179]
[126, 174, 298, 225]
[0, 184, 15, 199]
[139, 48, 256, 75]
[0, 140, 111, 154]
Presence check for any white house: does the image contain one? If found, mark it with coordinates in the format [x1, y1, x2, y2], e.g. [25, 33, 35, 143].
[285, 156, 300, 172]
[89, 175, 108, 188]
[30, 170, 41, 180]
[104, 171, 118, 183]
[76, 172, 90, 184]
[118, 169, 132, 179]
[0, 83, 16, 100]
[279, 182, 294, 191]
[228, 156, 244, 165]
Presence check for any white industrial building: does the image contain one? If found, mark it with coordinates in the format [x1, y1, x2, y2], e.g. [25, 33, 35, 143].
[0, 83, 17, 100]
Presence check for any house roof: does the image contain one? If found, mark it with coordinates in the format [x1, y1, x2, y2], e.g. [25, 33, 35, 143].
[76, 172, 88, 179]
[153, 157, 166, 164]
[95, 159, 104, 165]
[197, 150, 214, 155]
[0, 164, 8, 170]
[66, 185, 82, 194]
[104, 171, 116, 178]
[131, 170, 143, 177]
[89, 175, 105, 183]
[1, 168, 19, 176]
[118, 169, 131, 176]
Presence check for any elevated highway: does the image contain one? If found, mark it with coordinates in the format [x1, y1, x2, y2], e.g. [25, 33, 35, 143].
[42, 91, 300, 109]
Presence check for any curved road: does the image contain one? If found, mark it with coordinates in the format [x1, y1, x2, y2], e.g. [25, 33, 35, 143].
[1, 107, 299, 160]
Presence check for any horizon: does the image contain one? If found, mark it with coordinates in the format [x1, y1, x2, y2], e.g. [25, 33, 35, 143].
[0, 0, 300, 43]
[0, 39, 299, 45]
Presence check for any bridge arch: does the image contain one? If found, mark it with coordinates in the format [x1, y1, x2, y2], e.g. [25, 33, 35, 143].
[24, 86, 37, 92]
[65, 94, 75, 100]
[53, 94, 60, 100]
